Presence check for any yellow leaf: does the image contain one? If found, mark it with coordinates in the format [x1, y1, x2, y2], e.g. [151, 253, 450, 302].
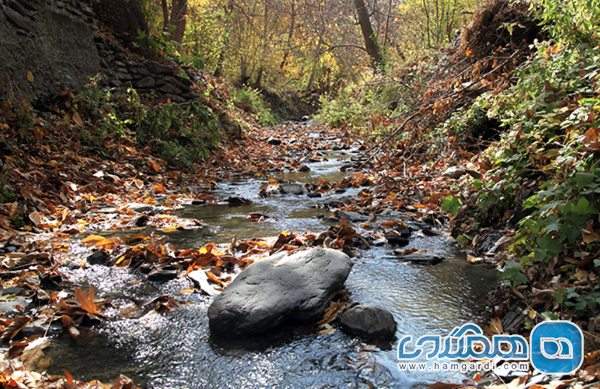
[268, 179, 278, 185]
[96, 238, 115, 246]
[81, 234, 105, 244]
[199, 242, 215, 255]
[27, 71, 34, 82]
[72, 112, 83, 127]
[161, 227, 177, 232]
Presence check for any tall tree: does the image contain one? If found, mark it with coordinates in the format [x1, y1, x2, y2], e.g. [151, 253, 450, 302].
[353, 0, 384, 69]
[169, 0, 188, 44]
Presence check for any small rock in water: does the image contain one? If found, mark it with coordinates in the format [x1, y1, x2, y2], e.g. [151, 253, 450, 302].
[385, 234, 409, 246]
[87, 250, 109, 265]
[279, 183, 305, 195]
[339, 305, 397, 338]
[267, 137, 282, 145]
[307, 192, 322, 198]
[393, 252, 444, 266]
[148, 269, 178, 282]
[337, 210, 369, 223]
[322, 196, 349, 208]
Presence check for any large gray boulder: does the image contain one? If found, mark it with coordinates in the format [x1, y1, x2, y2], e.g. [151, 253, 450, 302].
[208, 248, 353, 336]
[339, 304, 397, 338]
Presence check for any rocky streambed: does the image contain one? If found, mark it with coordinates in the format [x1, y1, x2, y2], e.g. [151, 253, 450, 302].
[18, 143, 497, 389]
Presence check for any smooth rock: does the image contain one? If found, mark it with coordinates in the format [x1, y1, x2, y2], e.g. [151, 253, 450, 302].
[322, 196, 349, 208]
[442, 166, 467, 179]
[148, 269, 178, 282]
[385, 234, 409, 246]
[394, 225, 412, 238]
[307, 193, 322, 198]
[339, 305, 397, 338]
[267, 137, 282, 145]
[87, 250, 108, 265]
[337, 210, 369, 223]
[279, 183, 305, 195]
[129, 204, 153, 213]
[208, 248, 353, 336]
[393, 253, 444, 266]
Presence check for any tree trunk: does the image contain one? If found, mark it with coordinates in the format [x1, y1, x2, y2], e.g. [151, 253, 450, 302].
[169, 0, 188, 44]
[353, 0, 384, 70]
[280, 0, 296, 70]
[161, 0, 169, 32]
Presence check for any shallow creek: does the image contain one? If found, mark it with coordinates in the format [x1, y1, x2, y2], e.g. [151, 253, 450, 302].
[44, 147, 498, 388]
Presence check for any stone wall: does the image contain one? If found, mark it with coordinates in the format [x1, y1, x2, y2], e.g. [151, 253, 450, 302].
[0, 0, 200, 103]
[0, 0, 100, 100]
[95, 34, 201, 103]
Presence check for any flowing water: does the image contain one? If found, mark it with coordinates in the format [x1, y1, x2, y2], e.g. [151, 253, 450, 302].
[43, 144, 498, 388]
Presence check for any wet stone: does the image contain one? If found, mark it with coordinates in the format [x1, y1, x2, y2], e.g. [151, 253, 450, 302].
[339, 305, 397, 339]
[148, 269, 178, 282]
[87, 250, 108, 265]
[208, 248, 353, 336]
[385, 234, 409, 246]
[267, 137, 282, 145]
[322, 196, 349, 208]
[393, 252, 444, 266]
[279, 183, 305, 195]
[337, 210, 369, 223]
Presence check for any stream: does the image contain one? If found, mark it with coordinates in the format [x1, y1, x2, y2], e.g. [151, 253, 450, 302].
[42, 140, 498, 388]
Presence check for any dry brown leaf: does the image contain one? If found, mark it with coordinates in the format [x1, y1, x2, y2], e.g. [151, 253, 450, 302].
[485, 316, 503, 336]
[74, 286, 102, 315]
[29, 211, 42, 226]
[72, 112, 83, 127]
[111, 374, 135, 389]
[27, 70, 34, 82]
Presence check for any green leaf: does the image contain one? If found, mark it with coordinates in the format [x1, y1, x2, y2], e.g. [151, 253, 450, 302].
[505, 260, 523, 270]
[441, 195, 462, 216]
[533, 248, 547, 262]
[541, 311, 559, 320]
[576, 173, 594, 190]
[537, 234, 564, 254]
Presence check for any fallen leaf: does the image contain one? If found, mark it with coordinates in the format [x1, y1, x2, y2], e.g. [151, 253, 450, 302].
[74, 286, 102, 315]
[8, 340, 28, 359]
[73, 112, 83, 127]
[29, 211, 42, 226]
[81, 235, 105, 244]
[27, 70, 34, 82]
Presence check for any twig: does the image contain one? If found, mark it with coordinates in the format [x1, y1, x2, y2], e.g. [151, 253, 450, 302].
[357, 111, 420, 169]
